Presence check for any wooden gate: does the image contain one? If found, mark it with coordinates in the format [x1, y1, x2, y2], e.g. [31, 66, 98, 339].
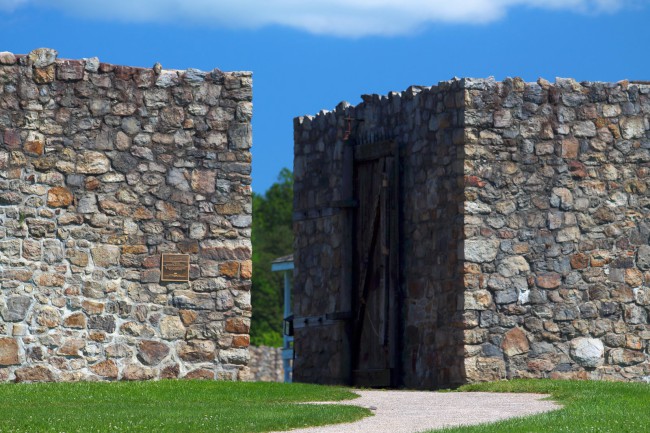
[351, 140, 400, 387]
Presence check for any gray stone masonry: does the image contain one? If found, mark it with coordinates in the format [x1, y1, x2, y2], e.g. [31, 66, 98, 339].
[0, 48, 253, 382]
[294, 77, 650, 388]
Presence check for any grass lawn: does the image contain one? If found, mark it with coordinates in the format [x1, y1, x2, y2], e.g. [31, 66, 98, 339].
[435, 379, 650, 433]
[0, 381, 370, 433]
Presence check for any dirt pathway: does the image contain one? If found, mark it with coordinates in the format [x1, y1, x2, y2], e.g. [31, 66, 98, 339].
[272, 390, 560, 433]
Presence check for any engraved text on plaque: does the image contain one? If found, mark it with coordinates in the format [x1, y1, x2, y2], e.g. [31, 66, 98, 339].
[161, 254, 190, 282]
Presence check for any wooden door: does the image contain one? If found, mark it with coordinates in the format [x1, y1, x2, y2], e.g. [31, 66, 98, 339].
[351, 140, 400, 388]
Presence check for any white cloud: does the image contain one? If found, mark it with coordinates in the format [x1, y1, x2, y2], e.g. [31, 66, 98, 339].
[0, 0, 634, 37]
[0, 0, 28, 11]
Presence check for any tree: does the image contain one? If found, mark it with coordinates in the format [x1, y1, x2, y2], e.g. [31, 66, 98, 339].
[250, 168, 293, 347]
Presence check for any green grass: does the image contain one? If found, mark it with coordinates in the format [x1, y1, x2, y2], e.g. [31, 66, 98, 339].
[0, 381, 370, 433]
[434, 379, 650, 433]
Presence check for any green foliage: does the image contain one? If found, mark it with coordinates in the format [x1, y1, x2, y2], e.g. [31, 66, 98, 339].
[436, 379, 650, 433]
[251, 168, 294, 347]
[0, 381, 369, 432]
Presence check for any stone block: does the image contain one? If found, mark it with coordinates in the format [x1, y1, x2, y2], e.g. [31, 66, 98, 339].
[177, 340, 216, 362]
[184, 369, 215, 380]
[28, 48, 57, 67]
[225, 318, 250, 334]
[1, 296, 32, 322]
[172, 291, 215, 310]
[570, 338, 604, 368]
[137, 340, 170, 366]
[91, 246, 121, 268]
[501, 328, 530, 357]
[63, 313, 87, 329]
[90, 360, 118, 379]
[159, 316, 186, 340]
[122, 365, 155, 381]
[56, 60, 84, 81]
[0, 338, 20, 366]
[191, 169, 216, 194]
[76, 151, 111, 174]
[15, 366, 55, 382]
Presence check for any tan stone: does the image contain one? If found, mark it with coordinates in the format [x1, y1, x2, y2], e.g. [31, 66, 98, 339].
[137, 340, 170, 366]
[178, 340, 216, 362]
[99, 200, 130, 216]
[190, 169, 216, 194]
[240, 260, 252, 279]
[232, 335, 250, 348]
[184, 369, 214, 380]
[122, 365, 155, 381]
[609, 348, 646, 366]
[464, 290, 492, 311]
[33, 65, 55, 84]
[159, 316, 186, 340]
[590, 250, 611, 267]
[89, 331, 107, 342]
[225, 318, 250, 334]
[156, 202, 177, 221]
[176, 241, 198, 255]
[76, 151, 111, 174]
[47, 187, 74, 208]
[570, 253, 589, 269]
[0, 338, 20, 366]
[85, 177, 100, 190]
[120, 322, 155, 338]
[214, 203, 242, 215]
[561, 137, 579, 158]
[179, 310, 198, 326]
[502, 327, 530, 357]
[536, 273, 561, 289]
[527, 358, 555, 372]
[464, 356, 506, 382]
[24, 140, 44, 156]
[91, 245, 121, 268]
[161, 364, 180, 379]
[143, 255, 161, 269]
[122, 245, 148, 254]
[238, 367, 255, 382]
[464, 328, 488, 344]
[63, 312, 87, 329]
[82, 300, 105, 315]
[133, 207, 154, 220]
[4, 269, 33, 282]
[220, 261, 240, 278]
[67, 250, 89, 267]
[57, 338, 85, 357]
[625, 269, 643, 287]
[35, 306, 61, 328]
[22, 239, 41, 260]
[15, 366, 55, 382]
[38, 273, 66, 287]
[90, 360, 118, 379]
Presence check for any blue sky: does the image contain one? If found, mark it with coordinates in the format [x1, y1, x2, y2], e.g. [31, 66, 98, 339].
[0, 0, 648, 193]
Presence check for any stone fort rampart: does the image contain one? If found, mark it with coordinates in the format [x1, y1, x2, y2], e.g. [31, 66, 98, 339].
[294, 77, 650, 388]
[0, 49, 252, 382]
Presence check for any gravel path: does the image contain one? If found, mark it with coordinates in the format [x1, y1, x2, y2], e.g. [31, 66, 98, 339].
[272, 390, 560, 433]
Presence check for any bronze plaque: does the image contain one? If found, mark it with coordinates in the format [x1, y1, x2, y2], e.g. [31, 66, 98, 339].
[161, 254, 190, 282]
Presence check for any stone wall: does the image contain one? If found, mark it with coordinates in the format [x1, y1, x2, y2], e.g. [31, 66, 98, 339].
[294, 84, 467, 388]
[294, 77, 650, 388]
[248, 345, 284, 382]
[0, 48, 253, 382]
[462, 77, 650, 382]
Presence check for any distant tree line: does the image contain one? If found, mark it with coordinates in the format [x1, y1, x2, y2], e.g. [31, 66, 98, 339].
[250, 168, 293, 347]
